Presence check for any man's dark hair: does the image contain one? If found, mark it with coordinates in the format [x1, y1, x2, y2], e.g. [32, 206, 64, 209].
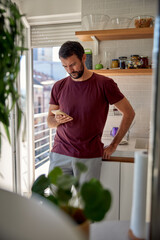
[59, 41, 85, 60]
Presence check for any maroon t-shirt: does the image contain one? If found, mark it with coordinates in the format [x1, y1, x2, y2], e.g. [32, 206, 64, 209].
[49, 73, 124, 158]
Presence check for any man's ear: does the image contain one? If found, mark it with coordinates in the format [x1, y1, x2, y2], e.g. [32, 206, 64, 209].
[82, 53, 86, 62]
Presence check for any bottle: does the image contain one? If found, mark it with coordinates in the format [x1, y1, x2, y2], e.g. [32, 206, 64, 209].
[85, 49, 92, 69]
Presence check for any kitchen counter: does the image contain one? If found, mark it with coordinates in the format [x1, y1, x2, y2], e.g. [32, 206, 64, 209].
[102, 137, 148, 162]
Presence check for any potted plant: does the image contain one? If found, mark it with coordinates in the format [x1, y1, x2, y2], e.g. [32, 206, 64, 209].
[0, 0, 26, 149]
[32, 162, 112, 238]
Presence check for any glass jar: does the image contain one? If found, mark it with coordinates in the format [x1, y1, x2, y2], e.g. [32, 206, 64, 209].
[127, 60, 134, 69]
[129, 55, 141, 69]
[140, 56, 149, 68]
[111, 59, 119, 68]
[119, 56, 127, 69]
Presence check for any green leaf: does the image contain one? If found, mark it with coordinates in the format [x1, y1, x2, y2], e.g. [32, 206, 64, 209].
[57, 188, 72, 204]
[0, 0, 26, 152]
[16, 103, 22, 132]
[46, 195, 59, 206]
[76, 162, 87, 173]
[0, 132, 1, 156]
[31, 174, 50, 196]
[56, 174, 78, 190]
[3, 123, 11, 144]
[48, 167, 63, 184]
[81, 179, 102, 206]
[81, 179, 112, 221]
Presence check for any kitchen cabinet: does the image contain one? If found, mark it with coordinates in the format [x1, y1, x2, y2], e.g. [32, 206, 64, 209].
[100, 158, 134, 221]
[120, 162, 134, 220]
[100, 161, 120, 221]
[75, 27, 153, 76]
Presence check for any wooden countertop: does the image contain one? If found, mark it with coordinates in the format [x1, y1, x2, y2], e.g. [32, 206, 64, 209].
[101, 137, 148, 163]
[102, 156, 134, 163]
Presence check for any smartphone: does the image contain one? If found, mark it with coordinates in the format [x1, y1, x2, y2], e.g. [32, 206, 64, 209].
[51, 109, 73, 120]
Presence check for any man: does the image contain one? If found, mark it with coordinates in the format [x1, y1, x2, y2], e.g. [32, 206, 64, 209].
[47, 41, 135, 183]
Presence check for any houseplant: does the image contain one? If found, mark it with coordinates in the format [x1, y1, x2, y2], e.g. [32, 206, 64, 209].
[32, 162, 112, 237]
[0, 0, 26, 149]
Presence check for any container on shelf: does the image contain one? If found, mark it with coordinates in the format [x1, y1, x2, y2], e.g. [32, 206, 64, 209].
[111, 59, 119, 68]
[82, 14, 110, 30]
[85, 49, 92, 69]
[109, 17, 131, 29]
[128, 55, 141, 69]
[130, 15, 154, 28]
[140, 56, 149, 68]
[119, 56, 127, 69]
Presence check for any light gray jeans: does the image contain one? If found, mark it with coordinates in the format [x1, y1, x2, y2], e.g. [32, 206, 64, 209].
[49, 152, 102, 184]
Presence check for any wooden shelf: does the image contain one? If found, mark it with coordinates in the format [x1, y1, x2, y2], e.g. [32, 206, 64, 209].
[75, 27, 154, 41]
[90, 68, 152, 76]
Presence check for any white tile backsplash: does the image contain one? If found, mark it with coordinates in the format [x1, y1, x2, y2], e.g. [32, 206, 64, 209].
[103, 75, 152, 138]
[81, 0, 155, 139]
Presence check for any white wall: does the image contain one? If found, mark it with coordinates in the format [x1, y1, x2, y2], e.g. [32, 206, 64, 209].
[82, 0, 157, 18]
[20, 0, 81, 17]
[0, 124, 13, 192]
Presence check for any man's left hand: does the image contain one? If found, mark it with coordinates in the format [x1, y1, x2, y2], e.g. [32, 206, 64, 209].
[103, 144, 117, 159]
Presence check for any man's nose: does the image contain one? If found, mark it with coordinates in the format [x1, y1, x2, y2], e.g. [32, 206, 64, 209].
[67, 66, 74, 73]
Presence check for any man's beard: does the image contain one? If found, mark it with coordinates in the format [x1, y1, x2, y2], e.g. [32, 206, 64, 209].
[69, 62, 84, 79]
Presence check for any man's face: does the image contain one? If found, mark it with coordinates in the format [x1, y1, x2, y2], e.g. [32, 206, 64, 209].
[60, 54, 85, 79]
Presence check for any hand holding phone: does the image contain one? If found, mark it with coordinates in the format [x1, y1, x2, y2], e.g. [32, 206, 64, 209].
[51, 109, 73, 123]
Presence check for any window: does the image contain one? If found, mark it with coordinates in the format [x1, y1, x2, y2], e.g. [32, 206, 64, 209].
[31, 21, 81, 179]
[33, 47, 67, 178]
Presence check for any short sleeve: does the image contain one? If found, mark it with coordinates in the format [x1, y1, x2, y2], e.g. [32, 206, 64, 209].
[49, 83, 59, 105]
[104, 78, 124, 105]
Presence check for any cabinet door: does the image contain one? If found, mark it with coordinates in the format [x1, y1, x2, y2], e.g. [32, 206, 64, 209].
[120, 162, 134, 220]
[100, 162, 120, 221]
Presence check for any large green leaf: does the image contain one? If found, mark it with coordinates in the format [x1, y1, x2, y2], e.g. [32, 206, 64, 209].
[80, 179, 102, 206]
[3, 123, 11, 144]
[81, 179, 112, 221]
[75, 162, 87, 173]
[46, 195, 59, 206]
[56, 174, 78, 190]
[31, 175, 50, 196]
[57, 188, 72, 204]
[48, 167, 63, 185]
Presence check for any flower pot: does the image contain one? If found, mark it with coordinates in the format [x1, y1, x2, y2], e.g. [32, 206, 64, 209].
[76, 220, 90, 240]
[61, 206, 90, 239]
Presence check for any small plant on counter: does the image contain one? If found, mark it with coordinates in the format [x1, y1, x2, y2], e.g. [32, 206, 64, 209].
[31, 162, 112, 225]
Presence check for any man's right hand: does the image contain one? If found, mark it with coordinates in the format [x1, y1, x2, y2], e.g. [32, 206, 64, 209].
[47, 104, 73, 128]
[55, 114, 73, 125]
